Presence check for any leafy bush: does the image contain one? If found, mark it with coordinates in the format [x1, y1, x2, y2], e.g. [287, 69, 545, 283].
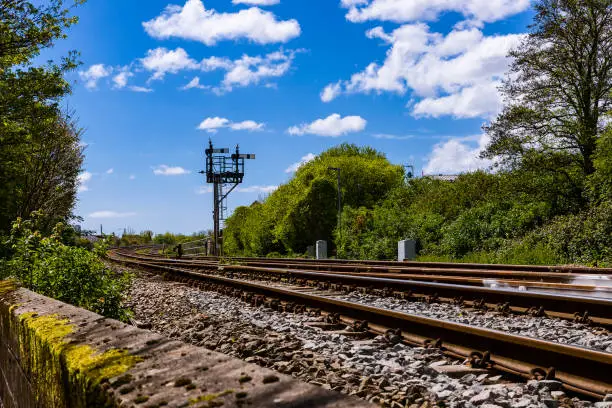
[224, 143, 404, 256]
[1, 215, 132, 321]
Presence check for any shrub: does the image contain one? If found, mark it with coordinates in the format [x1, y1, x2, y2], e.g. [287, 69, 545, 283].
[1, 215, 132, 321]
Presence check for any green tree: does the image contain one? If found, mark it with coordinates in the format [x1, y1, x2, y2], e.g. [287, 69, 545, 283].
[0, 0, 85, 236]
[224, 144, 404, 256]
[589, 125, 612, 201]
[483, 0, 612, 180]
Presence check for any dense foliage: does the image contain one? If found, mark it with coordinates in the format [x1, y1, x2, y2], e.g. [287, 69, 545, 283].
[224, 0, 612, 266]
[0, 1, 134, 320]
[0, 215, 132, 321]
[224, 144, 404, 256]
[0, 0, 85, 236]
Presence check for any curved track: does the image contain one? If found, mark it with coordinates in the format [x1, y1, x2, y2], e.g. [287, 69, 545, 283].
[109, 247, 612, 399]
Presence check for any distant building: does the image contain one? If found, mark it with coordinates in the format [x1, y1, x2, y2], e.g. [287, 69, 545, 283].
[424, 174, 459, 182]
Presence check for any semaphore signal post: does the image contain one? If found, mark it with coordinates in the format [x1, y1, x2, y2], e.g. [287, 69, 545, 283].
[200, 140, 255, 256]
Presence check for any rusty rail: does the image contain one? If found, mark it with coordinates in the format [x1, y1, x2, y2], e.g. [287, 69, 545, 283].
[108, 251, 612, 399]
[112, 250, 612, 326]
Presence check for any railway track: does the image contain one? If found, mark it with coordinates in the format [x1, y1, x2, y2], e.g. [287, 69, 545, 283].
[114, 249, 612, 327]
[108, 248, 612, 400]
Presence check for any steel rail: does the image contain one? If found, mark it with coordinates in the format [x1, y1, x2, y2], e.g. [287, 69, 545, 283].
[212, 256, 612, 274]
[108, 252, 612, 399]
[230, 260, 612, 282]
[113, 251, 612, 289]
[112, 251, 612, 325]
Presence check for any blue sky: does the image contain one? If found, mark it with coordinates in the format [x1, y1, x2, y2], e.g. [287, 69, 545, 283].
[53, 0, 534, 234]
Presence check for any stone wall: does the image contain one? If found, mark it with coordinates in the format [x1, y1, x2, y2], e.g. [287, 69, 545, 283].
[0, 280, 369, 408]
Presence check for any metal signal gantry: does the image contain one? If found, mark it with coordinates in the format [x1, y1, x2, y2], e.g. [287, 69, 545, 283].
[200, 140, 255, 256]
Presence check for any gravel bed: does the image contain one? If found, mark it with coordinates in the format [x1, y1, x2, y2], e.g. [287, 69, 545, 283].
[230, 276, 612, 353]
[124, 270, 611, 408]
[333, 292, 612, 353]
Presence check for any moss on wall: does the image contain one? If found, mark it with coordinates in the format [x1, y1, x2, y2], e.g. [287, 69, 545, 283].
[0, 283, 143, 408]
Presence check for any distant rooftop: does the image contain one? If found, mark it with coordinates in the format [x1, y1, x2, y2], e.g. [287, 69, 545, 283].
[424, 174, 459, 182]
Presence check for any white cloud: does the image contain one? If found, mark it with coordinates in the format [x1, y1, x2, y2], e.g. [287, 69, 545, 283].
[288, 114, 367, 137]
[129, 86, 154, 93]
[106, 168, 114, 174]
[141, 47, 199, 81]
[140, 48, 296, 92]
[215, 49, 297, 92]
[285, 153, 316, 173]
[153, 165, 191, 176]
[129, 175, 136, 180]
[196, 186, 213, 194]
[198, 117, 230, 132]
[342, 0, 530, 24]
[412, 81, 502, 118]
[77, 171, 92, 192]
[112, 70, 133, 89]
[230, 120, 264, 131]
[181, 76, 208, 90]
[322, 24, 523, 118]
[79, 64, 112, 90]
[321, 82, 342, 103]
[233, 0, 279, 5]
[372, 133, 413, 140]
[197, 117, 264, 133]
[89, 211, 137, 219]
[424, 134, 492, 174]
[143, 0, 300, 45]
[236, 185, 278, 193]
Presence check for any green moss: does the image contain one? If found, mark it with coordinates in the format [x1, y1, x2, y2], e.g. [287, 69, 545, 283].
[189, 390, 233, 405]
[111, 374, 134, 388]
[0, 279, 17, 294]
[134, 395, 149, 404]
[15, 311, 142, 407]
[119, 385, 135, 395]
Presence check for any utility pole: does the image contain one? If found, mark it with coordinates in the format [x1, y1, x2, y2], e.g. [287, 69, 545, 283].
[200, 140, 255, 256]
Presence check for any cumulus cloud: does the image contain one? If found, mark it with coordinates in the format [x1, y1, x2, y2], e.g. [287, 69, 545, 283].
[141, 47, 296, 91]
[153, 165, 191, 176]
[423, 134, 492, 174]
[321, 82, 342, 103]
[236, 185, 278, 193]
[197, 117, 265, 133]
[210, 49, 297, 92]
[285, 153, 316, 173]
[141, 47, 199, 81]
[106, 168, 114, 174]
[233, 0, 279, 5]
[79, 64, 112, 90]
[341, 0, 530, 24]
[181, 76, 208, 90]
[412, 81, 503, 118]
[322, 24, 523, 118]
[143, 0, 300, 45]
[288, 114, 366, 137]
[77, 171, 92, 192]
[112, 70, 133, 89]
[89, 211, 137, 218]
